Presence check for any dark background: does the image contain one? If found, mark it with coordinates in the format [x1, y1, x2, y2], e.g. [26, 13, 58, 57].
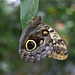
[0, 0, 75, 75]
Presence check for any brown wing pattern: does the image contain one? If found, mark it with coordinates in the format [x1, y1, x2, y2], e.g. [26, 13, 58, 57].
[41, 22, 68, 60]
[19, 23, 54, 63]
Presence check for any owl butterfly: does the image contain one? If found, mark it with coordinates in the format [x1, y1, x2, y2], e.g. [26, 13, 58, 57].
[19, 16, 68, 63]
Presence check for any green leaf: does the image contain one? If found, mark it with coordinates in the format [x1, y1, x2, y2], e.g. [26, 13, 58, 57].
[20, 0, 39, 32]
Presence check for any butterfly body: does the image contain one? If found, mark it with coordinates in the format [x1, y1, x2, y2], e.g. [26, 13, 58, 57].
[19, 16, 68, 63]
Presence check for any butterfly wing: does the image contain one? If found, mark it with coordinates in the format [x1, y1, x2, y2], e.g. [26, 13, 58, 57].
[41, 22, 68, 60]
[19, 16, 68, 63]
[19, 23, 53, 63]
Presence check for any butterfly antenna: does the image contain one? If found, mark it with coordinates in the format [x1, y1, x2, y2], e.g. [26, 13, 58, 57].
[29, 11, 37, 17]
[21, 19, 29, 25]
[41, 15, 46, 19]
[41, 13, 49, 19]
[41, 11, 51, 19]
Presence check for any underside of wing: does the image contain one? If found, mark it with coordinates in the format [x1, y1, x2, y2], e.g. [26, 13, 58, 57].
[41, 22, 68, 60]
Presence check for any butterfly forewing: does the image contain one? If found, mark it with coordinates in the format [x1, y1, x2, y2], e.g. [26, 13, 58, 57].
[41, 22, 68, 60]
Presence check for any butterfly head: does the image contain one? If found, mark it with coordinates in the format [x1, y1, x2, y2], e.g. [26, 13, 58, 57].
[29, 16, 41, 26]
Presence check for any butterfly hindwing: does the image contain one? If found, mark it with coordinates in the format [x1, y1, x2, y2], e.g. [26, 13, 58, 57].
[19, 22, 53, 63]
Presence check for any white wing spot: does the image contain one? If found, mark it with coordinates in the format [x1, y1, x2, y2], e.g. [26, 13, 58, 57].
[48, 28, 52, 31]
[44, 25, 47, 27]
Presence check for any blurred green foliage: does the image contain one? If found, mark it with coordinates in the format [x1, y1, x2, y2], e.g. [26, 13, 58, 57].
[0, 0, 75, 75]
